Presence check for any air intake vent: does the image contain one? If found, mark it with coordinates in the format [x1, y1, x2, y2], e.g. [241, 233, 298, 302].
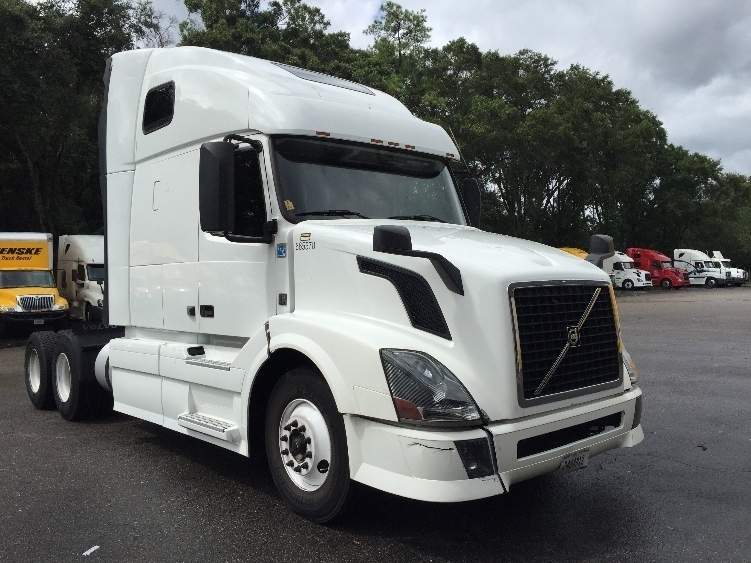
[510, 283, 621, 405]
[358, 256, 451, 339]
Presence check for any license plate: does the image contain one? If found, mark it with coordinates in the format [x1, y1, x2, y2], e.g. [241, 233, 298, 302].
[33, 319, 45, 325]
[559, 449, 589, 473]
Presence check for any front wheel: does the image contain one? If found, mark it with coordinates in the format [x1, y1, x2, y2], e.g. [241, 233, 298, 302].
[622, 279, 634, 290]
[265, 367, 351, 523]
[660, 278, 672, 289]
[705, 277, 717, 289]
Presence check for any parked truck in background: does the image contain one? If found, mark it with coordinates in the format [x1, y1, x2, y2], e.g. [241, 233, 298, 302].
[673, 249, 728, 288]
[710, 251, 747, 287]
[602, 251, 652, 290]
[57, 235, 105, 322]
[22, 47, 643, 523]
[0, 233, 68, 335]
[625, 248, 688, 289]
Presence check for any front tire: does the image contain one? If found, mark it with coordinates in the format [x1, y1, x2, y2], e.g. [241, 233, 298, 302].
[622, 279, 634, 290]
[265, 367, 351, 523]
[660, 278, 672, 289]
[705, 277, 717, 289]
[25, 331, 58, 409]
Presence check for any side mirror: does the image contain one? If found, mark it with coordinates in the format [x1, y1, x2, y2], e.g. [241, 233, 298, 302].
[373, 225, 412, 253]
[199, 141, 235, 234]
[586, 234, 615, 269]
[459, 177, 482, 228]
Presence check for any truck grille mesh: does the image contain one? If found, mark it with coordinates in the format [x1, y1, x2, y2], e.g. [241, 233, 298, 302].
[511, 284, 620, 402]
[18, 295, 54, 311]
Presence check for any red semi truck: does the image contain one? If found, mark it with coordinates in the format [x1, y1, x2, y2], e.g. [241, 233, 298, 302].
[625, 248, 688, 289]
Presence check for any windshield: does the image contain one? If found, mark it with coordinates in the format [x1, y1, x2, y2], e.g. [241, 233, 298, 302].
[705, 261, 718, 269]
[661, 261, 672, 269]
[621, 262, 635, 270]
[0, 270, 54, 288]
[272, 137, 466, 224]
[87, 264, 105, 283]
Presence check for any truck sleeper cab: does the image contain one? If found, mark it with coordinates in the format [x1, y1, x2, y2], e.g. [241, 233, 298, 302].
[710, 251, 747, 287]
[602, 251, 652, 290]
[624, 247, 688, 289]
[24, 47, 643, 523]
[57, 235, 105, 322]
[673, 249, 728, 288]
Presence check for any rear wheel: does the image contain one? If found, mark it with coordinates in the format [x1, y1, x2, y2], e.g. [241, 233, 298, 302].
[52, 331, 112, 421]
[265, 367, 351, 523]
[660, 278, 672, 289]
[705, 277, 717, 289]
[24, 331, 57, 409]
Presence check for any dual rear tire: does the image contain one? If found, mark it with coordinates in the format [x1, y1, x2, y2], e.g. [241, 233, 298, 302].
[24, 330, 112, 420]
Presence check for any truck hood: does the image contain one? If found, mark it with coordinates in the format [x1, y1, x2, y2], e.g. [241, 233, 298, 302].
[294, 220, 609, 285]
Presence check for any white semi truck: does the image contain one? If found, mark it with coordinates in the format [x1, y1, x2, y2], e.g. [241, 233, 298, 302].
[602, 251, 652, 290]
[673, 249, 728, 288]
[710, 251, 747, 287]
[23, 47, 643, 523]
[57, 235, 105, 322]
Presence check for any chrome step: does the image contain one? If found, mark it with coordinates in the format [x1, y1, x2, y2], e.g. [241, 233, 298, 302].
[177, 412, 239, 442]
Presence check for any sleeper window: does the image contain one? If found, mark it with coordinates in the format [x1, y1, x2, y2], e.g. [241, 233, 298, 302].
[142, 81, 175, 134]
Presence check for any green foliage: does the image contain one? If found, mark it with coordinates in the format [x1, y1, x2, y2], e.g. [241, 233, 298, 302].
[1, 0, 750, 269]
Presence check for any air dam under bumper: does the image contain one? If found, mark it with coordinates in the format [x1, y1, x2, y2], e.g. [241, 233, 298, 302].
[344, 387, 643, 503]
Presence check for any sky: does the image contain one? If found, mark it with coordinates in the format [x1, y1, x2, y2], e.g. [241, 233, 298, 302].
[155, 0, 751, 175]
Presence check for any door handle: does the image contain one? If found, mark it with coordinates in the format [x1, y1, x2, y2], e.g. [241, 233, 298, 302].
[186, 306, 196, 317]
[199, 305, 214, 318]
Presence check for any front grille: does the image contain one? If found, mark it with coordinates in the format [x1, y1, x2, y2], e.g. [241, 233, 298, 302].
[18, 295, 54, 311]
[511, 283, 621, 404]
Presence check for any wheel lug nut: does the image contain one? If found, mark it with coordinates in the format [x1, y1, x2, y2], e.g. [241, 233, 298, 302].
[305, 451, 312, 458]
[280, 435, 288, 442]
[281, 449, 289, 455]
[283, 424, 292, 431]
[293, 465, 302, 473]
[300, 462, 309, 470]
[286, 460, 294, 467]
[290, 420, 298, 428]
[305, 437, 311, 444]
[298, 425, 306, 432]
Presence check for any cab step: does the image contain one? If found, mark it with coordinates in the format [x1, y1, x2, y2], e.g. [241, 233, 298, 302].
[177, 412, 239, 442]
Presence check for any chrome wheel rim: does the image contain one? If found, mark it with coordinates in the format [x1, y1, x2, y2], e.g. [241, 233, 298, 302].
[55, 353, 72, 403]
[279, 398, 331, 492]
[28, 349, 41, 393]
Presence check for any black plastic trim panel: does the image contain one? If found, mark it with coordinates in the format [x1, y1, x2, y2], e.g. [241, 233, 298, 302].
[357, 256, 451, 340]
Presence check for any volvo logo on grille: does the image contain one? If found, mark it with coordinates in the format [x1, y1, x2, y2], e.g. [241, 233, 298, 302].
[566, 326, 582, 347]
[533, 287, 602, 396]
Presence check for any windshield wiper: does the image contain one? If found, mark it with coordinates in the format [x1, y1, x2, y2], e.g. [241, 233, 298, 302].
[296, 209, 370, 219]
[388, 214, 446, 223]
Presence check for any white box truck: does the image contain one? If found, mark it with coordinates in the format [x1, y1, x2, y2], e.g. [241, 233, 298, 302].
[602, 251, 652, 290]
[673, 249, 728, 288]
[23, 47, 643, 523]
[57, 235, 105, 322]
[710, 251, 747, 287]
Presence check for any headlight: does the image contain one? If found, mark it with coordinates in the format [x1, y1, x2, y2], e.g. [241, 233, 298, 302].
[380, 349, 482, 426]
[622, 347, 639, 385]
[97, 299, 103, 307]
[52, 302, 68, 310]
[0, 305, 15, 312]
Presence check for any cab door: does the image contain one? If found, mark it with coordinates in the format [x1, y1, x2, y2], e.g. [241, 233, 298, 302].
[197, 137, 275, 338]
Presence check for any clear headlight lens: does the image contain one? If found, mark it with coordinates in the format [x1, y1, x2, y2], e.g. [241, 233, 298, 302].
[622, 347, 639, 385]
[380, 349, 482, 426]
[0, 305, 15, 312]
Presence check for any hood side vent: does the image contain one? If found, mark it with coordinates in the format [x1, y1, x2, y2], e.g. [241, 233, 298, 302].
[357, 256, 451, 340]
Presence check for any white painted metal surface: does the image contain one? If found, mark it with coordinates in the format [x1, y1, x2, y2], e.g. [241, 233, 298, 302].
[602, 251, 652, 289]
[57, 235, 104, 320]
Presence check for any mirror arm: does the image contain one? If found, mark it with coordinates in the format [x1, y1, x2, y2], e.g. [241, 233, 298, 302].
[223, 134, 263, 153]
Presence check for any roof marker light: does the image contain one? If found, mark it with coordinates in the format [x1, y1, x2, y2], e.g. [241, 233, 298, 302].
[371, 138, 383, 144]
[315, 131, 331, 137]
[388, 141, 400, 147]
[405, 144, 415, 150]
[446, 152, 457, 159]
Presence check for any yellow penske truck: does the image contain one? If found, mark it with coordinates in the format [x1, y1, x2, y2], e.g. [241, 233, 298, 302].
[0, 233, 68, 335]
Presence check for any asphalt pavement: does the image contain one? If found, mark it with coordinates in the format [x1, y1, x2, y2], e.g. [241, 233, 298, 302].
[1, 287, 749, 562]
